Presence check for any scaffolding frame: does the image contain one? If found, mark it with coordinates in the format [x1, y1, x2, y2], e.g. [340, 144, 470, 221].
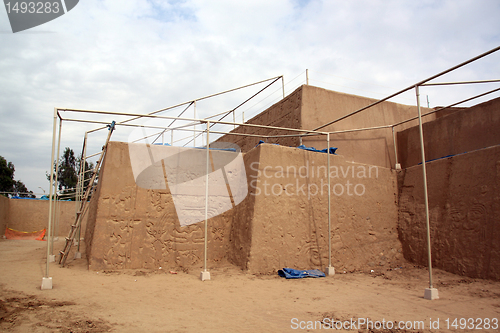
[43, 46, 500, 296]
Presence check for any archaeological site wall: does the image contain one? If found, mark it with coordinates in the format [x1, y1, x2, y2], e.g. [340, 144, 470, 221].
[398, 145, 500, 280]
[0, 197, 84, 237]
[84, 141, 404, 273]
[397, 97, 500, 168]
[0, 195, 8, 236]
[218, 85, 435, 169]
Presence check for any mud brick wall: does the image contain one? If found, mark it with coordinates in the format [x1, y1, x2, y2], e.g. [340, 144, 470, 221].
[398, 145, 500, 280]
[2, 198, 84, 237]
[0, 195, 8, 236]
[216, 86, 303, 153]
[84, 141, 233, 271]
[241, 144, 403, 274]
[397, 96, 500, 168]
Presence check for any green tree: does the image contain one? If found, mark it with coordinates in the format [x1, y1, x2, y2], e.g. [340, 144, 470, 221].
[47, 147, 96, 200]
[0, 155, 34, 197]
[0, 156, 15, 196]
[14, 180, 35, 198]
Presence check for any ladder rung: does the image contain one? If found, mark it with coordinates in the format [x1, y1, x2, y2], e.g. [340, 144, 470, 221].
[71, 225, 77, 228]
[59, 251, 65, 255]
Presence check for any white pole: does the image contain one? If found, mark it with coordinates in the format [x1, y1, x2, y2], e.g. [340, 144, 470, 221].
[326, 133, 334, 275]
[42, 108, 58, 290]
[193, 101, 197, 147]
[50, 120, 63, 256]
[306, 69, 309, 85]
[201, 121, 211, 281]
[416, 85, 438, 300]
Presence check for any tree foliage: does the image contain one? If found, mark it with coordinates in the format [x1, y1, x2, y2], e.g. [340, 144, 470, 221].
[47, 147, 96, 200]
[0, 155, 35, 197]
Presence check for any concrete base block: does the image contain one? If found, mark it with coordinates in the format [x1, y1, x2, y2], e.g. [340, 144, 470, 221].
[200, 271, 211, 281]
[48, 254, 56, 263]
[41, 277, 52, 290]
[74, 252, 82, 259]
[325, 266, 335, 276]
[424, 288, 439, 300]
[395, 163, 402, 171]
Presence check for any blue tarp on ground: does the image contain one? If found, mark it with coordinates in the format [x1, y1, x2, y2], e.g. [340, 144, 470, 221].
[278, 268, 326, 279]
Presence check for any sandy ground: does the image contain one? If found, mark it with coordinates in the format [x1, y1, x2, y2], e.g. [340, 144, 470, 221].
[0, 239, 499, 332]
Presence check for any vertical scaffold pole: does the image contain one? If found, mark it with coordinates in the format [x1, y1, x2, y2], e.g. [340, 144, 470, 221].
[416, 85, 438, 300]
[282, 76, 285, 98]
[201, 121, 211, 281]
[42, 108, 58, 290]
[326, 133, 334, 276]
[50, 119, 63, 256]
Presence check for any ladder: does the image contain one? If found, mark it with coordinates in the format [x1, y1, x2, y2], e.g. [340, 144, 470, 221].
[59, 121, 116, 266]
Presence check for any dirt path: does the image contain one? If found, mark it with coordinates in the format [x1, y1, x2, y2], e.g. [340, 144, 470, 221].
[0, 239, 499, 332]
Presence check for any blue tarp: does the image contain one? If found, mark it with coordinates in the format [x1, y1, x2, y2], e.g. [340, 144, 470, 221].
[278, 268, 326, 279]
[256, 140, 337, 154]
[297, 144, 337, 155]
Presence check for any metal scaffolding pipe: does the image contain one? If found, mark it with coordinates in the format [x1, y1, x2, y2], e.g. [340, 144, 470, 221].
[416, 86, 435, 294]
[313, 45, 500, 131]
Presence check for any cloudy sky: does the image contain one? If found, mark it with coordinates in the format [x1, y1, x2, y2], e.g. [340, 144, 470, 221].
[0, 0, 499, 196]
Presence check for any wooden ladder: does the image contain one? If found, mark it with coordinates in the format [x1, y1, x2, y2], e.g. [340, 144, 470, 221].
[59, 121, 115, 266]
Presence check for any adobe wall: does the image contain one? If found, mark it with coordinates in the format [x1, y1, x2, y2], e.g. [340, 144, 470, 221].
[300, 85, 434, 169]
[398, 145, 500, 280]
[397, 97, 500, 168]
[6, 199, 84, 237]
[85, 141, 403, 273]
[0, 195, 8, 236]
[218, 85, 434, 169]
[244, 144, 403, 273]
[218, 86, 302, 152]
[84, 141, 234, 271]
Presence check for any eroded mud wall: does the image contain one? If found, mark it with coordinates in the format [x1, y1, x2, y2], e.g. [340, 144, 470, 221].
[300, 85, 434, 169]
[398, 145, 500, 280]
[84, 142, 234, 271]
[397, 97, 500, 168]
[0, 195, 8, 236]
[245, 144, 403, 274]
[6, 199, 84, 236]
[218, 86, 303, 152]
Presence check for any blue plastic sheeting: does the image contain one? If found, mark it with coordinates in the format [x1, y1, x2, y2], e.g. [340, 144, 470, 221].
[153, 143, 171, 146]
[278, 268, 326, 279]
[11, 196, 37, 200]
[297, 144, 337, 155]
[256, 140, 337, 154]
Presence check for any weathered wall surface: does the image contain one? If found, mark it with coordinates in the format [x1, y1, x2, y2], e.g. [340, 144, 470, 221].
[6, 199, 85, 237]
[218, 85, 434, 169]
[300, 85, 434, 169]
[86, 141, 403, 274]
[397, 97, 500, 168]
[244, 144, 403, 274]
[0, 195, 8, 236]
[85, 141, 233, 271]
[218, 86, 302, 152]
[398, 145, 500, 280]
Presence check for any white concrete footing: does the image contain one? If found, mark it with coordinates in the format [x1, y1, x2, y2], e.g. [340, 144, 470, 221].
[325, 266, 335, 276]
[41, 277, 53, 290]
[48, 254, 56, 263]
[74, 252, 82, 259]
[200, 271, 211, 281]
[424, 288, 439, 300]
